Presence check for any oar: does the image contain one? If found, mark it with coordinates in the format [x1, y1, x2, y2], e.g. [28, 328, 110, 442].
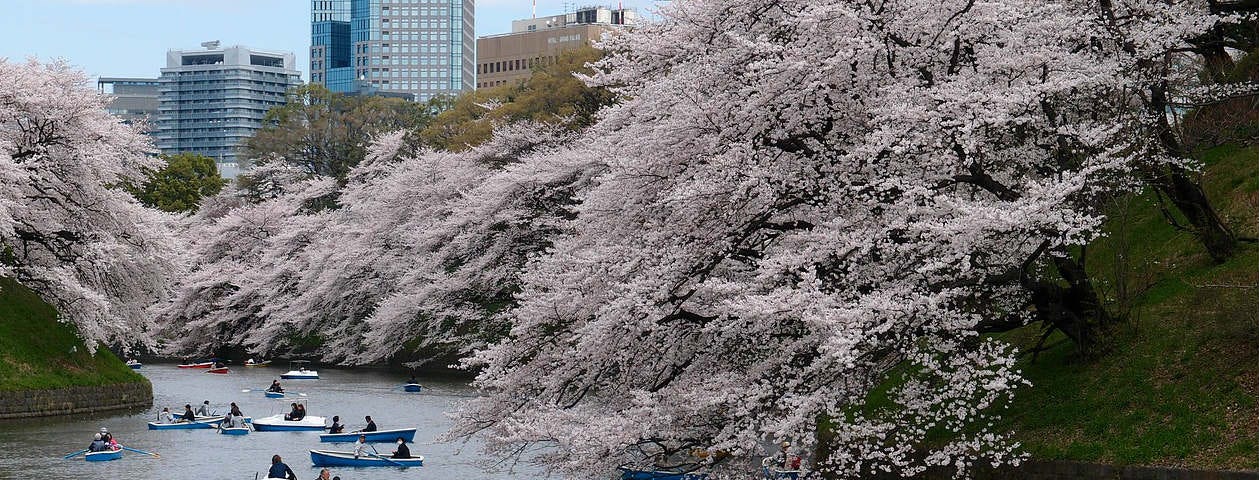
[62, 449, 88, 459]
[366, 450, 406, 468]
[121, 446, 160, 458]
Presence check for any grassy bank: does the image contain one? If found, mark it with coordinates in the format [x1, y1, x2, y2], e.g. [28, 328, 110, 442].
[1000, 144, 1259, 469]
[0, 277, 147, 391]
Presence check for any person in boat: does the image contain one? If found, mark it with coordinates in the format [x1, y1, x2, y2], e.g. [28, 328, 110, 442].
[391, 437, 411, 459]
[296, 403, 307, 420]
[268, 379, 284, 393]
[352, 435, 371, 459]
[99, 427, 113, 445]
[327, 415, 345, 434]
[408, 374, 417, 384]
[229, 402, 244, 417]
[158, 407, 174, 423]
[87, 433, 106, 452]
[284, 403, 299, 421]
[362, 415, 377, 432]
[181, 404, 197, 422]
[268, 454, 298, 480]
[196, 400, 211, 416]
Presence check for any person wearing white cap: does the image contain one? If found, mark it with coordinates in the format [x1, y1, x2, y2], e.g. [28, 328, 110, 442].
[87, 433, 106, 452]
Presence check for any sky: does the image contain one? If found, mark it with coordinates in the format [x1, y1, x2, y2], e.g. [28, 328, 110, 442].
[0, 0, 661, 82]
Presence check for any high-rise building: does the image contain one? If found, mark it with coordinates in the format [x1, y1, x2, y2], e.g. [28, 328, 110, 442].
[310, 0, 475, 102]
[155, 44, 302, 176]
[476, 6, 636, 89]
[97, 77, 161, 128]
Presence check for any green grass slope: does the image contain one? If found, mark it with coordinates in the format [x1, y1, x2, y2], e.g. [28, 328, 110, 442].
[0, 277, 146, 391]
[1001, 144, 1259, 469]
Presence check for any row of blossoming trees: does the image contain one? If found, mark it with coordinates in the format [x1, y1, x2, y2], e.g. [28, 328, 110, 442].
[2, 0, 1255, 477]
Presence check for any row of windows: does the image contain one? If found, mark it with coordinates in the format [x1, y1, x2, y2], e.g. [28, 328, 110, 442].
[382, 6, 451, 16]
[478, 56, 556, 75]
[170, 70, 294, 78]
[477, 80, 514, 88]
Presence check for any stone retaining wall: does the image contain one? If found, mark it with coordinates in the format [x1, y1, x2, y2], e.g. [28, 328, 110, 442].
[0, 381, 152, 419]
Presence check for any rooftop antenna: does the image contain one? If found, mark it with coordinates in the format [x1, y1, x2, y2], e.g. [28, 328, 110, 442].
[201, 40, 221, 50]
[532, 0, 536, 18]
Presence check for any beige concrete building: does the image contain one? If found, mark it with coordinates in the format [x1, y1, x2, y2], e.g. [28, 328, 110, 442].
[475, 6, 636, 89]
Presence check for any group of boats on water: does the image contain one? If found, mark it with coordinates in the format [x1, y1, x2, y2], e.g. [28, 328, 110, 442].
[69, 360, 428, 472]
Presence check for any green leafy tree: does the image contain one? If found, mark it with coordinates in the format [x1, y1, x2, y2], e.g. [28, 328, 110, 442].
[420, 47, 617, 150]
[245, 84, 438, 180]
[127, 153, 225, 213]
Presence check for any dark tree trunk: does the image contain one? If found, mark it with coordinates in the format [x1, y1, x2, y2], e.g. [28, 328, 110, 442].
[1144, 83, 1237, 263]
[1025, 252, 1118, 356]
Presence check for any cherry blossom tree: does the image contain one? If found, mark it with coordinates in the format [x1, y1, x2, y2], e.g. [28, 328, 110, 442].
[161, 123, 601, 364]
[449, 0, 1241, 478]
[0, 59, 177, 349]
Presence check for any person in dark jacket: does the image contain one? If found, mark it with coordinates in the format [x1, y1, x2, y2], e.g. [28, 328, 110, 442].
[88, 433, 106, 452]
[295, 404, 307, 420]
[391, 437, 411, 459]
[268, 454, 297, 480]
[362, 415, 377, 432]
[327, 416, 344, 434]
[268, 379, 284, 393]
[285, 403, 300, 421]
[181, 404, 197, 422]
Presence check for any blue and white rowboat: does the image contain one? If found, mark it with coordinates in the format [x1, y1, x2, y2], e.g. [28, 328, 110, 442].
[252, 414, 328, 432]
[147, 419, 219, 430]
[84, 450, 123, 462]
[220, 427, 250, 436]
[309, 449, 423, 467]
[619, 468, 708, 480]
[264, 391, 285, 398]
[319, 427, 416, 443]
[403, 383, 422, 392]
[280, 369, 318, 379]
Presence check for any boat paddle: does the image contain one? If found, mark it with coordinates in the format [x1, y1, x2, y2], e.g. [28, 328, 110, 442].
[121, 446, 160, 458]
[62, 449, 88, 459]
[366, 450, 406, 468]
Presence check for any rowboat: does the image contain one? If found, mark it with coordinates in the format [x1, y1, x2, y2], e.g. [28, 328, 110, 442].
[280, 360, 318, 379]
[403, 383, 422, 392]
[126, 360, 142, 369]
[319, 427, 416, 443]
[177, 362, 214, 369]
[265, 391, 286, 398]
[205, 367, 229, 374]
[619, 468, 709, 480]
[147, 419, 219, 430]
[219, 427, 250, 435]
[309, 449, 423, 467]
[252, 414, 328, 432]
[244, 359, 272, 367]
[84, 449, 123, 462]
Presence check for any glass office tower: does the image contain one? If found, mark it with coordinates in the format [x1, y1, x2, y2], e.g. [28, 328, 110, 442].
[311, 0, 475, 101]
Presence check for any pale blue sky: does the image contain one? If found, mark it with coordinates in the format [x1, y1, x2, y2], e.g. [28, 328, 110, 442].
[1, 0, 660, 81]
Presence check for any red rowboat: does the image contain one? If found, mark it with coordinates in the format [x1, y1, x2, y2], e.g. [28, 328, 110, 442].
[178, 362, 215, 369]
[205, 367, 229, 374]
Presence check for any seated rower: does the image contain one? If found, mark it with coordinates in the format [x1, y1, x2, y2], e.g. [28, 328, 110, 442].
[267, 379, 284, 393]
[195, 400, 211, 416]
[180, 404, 197, 422]
[327, 415, 345, 434]
[87, 433, 106, 452]
[158, 407, 174, 424]
[391, 437, 411, 459]
[361, 415, 377, 432]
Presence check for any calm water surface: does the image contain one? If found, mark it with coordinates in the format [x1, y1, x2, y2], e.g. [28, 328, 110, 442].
[0, 363, 545, 480]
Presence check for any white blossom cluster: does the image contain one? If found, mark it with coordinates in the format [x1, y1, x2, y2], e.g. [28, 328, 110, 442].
[0, 59, 178, 350]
